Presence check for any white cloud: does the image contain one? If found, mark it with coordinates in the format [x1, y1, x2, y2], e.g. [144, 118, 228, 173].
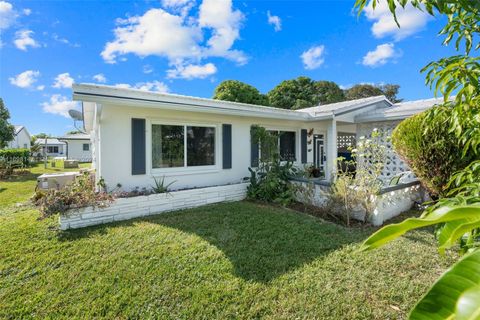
[267, 11, 281, 32]
[41, 94, 79, 118]
[167, 62, 217, 79]
[23, 8, 31, 15]
[362, 43, 400, 67]
[114, 81, 169, 93]
[101, 0, 246, 76]
[143, 65, 154, 74]
[364, 1, 431, 41]
[52, 33, 80, 47]
[52, 72, 74, 88]
[0, 1, 16, 30]
[9, 70, 40, 88]
[36, 85, 45, 91]
[301, 45, 325, 70]
[14, 29, 39, 51]
[93, 73, 107, 83]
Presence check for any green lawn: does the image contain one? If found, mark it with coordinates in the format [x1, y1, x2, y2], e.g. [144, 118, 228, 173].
[0, 165, 454, 319]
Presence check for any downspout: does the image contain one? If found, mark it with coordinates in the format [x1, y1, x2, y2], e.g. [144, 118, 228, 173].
[58, 139, 69, 159]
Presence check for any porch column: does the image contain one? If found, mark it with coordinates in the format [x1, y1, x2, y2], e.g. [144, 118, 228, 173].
[326, 118, 337, 181]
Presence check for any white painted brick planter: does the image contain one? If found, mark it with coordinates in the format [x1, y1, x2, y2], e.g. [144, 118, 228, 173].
[60, 183, 248, 230]
[293, 179, 424, 226]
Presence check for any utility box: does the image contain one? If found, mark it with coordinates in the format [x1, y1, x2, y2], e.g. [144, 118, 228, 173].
[64, 160, 79, 169]
[36, 172, 79, 190]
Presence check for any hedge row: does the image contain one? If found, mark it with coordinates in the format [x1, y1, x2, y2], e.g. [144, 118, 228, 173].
[0, 148, 30, 166]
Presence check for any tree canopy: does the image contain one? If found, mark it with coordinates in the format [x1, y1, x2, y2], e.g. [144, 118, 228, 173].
[314, 81, 346, 104]
[267, 77, 318, 109]
[0, 98, 15, 149]
[213, 77, 402, 110]
[213, 80, 269, 106]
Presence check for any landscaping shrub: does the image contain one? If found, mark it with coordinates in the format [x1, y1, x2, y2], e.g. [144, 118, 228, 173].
[247, 126, 298, 206]
[33, 172, 112, 218]
[392, 104, 479, 197]
[0, 148, 30, 167]
[326, 129, 387, 226]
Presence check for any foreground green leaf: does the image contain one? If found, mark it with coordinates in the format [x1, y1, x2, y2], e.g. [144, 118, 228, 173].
[360, 205, 480, 251]
[409, 250, 480, 320]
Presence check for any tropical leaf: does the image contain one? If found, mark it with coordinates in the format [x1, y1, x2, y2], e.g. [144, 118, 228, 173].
[409, 250, 480, 320]
[360, 205, 480, 251]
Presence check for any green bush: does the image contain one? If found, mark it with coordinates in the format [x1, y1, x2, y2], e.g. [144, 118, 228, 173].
[392, 104, 479, 197]
[0, 148, 30, 166]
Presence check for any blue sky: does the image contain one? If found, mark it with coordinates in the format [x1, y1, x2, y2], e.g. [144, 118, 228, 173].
[0, 0, 456, 136]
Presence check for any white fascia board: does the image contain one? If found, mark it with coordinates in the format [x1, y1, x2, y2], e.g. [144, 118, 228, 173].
[73, 84, 315, 122]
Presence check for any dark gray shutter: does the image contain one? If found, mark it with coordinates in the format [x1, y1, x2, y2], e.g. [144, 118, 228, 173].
[222, 124, 232, 169]
[250, 126, 259, 167]
[131, 118, 146, 175]
[301, 129, 307, 164]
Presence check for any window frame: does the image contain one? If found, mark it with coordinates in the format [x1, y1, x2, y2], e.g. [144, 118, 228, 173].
[148, 119, 220, 175]
[258, 127, 299, 162]
[83, 143, 90, 151]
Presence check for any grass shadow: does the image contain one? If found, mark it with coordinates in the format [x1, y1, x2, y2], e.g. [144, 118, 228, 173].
[59, 201, 371, 283]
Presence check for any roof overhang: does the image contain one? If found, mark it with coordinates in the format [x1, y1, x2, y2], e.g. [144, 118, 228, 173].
[73, 84, 339, 124]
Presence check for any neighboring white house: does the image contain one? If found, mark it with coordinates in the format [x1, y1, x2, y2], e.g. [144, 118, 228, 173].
[72, 84, 440, 192]
[35, 138, 66, 158]
[59, 133, 92, 162]
[6, 125, 31, 149]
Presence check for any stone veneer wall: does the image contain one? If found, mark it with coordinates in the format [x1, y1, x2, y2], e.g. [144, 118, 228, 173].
[60, 183, 248, 230]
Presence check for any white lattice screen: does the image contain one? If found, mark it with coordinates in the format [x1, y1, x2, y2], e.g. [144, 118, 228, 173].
[356, 121, 411, 182]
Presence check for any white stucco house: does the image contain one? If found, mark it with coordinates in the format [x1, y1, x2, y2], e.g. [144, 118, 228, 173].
[60, 83, 441, 229]
[35, 138, 66, 158]
[6, 125, 31, 149]
[59, 133, 92, 162]
[73, 84, 440, 191]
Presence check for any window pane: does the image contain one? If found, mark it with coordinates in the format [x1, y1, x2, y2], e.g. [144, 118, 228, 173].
[152, 124, 184, 168]
[187, 126, 215, 166]
[279, 131, 295, 161]
[261, 130, 278, 160]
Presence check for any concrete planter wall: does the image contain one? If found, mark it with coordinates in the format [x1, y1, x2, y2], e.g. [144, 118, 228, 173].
[60, 183, 248, 230]
[292, 178, 423, 226]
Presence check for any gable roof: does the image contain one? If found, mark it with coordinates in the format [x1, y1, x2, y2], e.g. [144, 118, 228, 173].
[355, 97, 444, 122]
[296, 95, 391, 116]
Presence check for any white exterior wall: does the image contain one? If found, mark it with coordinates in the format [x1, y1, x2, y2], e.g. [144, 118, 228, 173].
[7, 129, 31, 149]
[95, 103, 331, 192]
[65, 139, 92, 162]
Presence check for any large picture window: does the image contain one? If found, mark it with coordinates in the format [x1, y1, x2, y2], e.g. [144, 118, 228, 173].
[260, 130, 296, 161]
[152, 124, 215, 169]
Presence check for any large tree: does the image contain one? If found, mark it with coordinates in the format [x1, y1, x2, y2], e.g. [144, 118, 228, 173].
[344, 83, 402, 102]
[378, 84, 402, 103]
[0, 98, 15, 148]
[314, 81, 346, 104]
[344, 84, 384, 100]
[213, 80, 269, 106]
[267, 76, 319, 109]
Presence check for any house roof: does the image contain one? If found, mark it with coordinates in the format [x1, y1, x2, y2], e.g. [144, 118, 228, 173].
[60, 133, 90, 140]
[36, 138, 66, 145]
[297, 95, 390, 116]
[73, 83, 439, 130]
[14, 125, 24, 134]
[355, 97, 444, 122]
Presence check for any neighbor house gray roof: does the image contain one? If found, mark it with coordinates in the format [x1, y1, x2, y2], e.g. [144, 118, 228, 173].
[36, 138, 66, 145]
[60, 133, 90, 140]
[355, 97, 444, 122]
